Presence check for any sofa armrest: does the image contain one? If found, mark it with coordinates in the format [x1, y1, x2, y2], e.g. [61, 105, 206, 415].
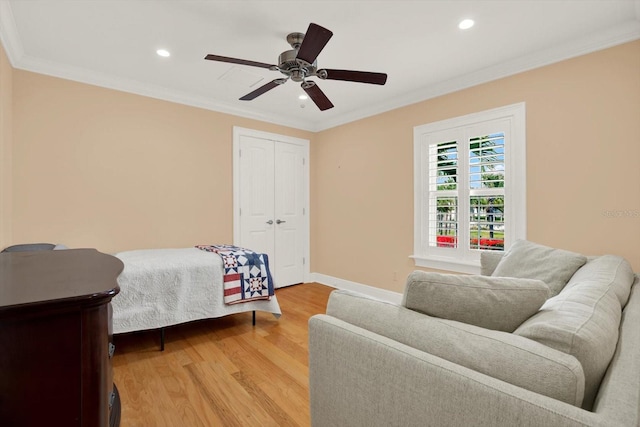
[309, 315, 604, 427]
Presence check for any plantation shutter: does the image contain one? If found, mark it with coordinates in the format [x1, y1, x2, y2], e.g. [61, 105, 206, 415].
[468, 133, 505, 251]
[427, 140, 458, 248]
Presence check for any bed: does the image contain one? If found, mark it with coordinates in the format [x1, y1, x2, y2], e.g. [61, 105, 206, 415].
[111, 247, 281, 347]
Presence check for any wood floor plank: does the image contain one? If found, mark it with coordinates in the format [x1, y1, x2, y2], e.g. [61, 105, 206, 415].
[231, 370, 299, 427]
[118, 352, 192, 426]
[211, 344, 311, 427]
[185, 361, 278, 427]
[113, 282, 335, 427]
[261, 331, 308, 366]
[238, 332, 309, 388]
[155, 353, 222, 426]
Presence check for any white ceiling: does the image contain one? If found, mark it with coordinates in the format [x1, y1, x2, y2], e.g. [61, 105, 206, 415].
[1, 1, 639, 132]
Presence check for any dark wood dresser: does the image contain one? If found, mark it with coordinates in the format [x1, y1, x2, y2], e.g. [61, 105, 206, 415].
[0, 249, 124, 427]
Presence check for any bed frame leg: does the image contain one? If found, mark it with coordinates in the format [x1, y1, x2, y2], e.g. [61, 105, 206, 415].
[252, 311, 256, 326]
[160, 327, 165, 352]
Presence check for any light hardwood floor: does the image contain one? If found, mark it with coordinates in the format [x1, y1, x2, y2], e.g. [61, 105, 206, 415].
[112, 282, 334, 427]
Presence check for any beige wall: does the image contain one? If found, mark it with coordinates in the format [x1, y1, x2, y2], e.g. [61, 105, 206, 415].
[4, 40, 639, 291]
[311, 40, 640, 291]
[0, 42, 12, 249]
[11, 70, 313, 253]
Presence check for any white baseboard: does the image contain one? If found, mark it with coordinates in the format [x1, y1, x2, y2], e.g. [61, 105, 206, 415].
[310, 273, 403, 304]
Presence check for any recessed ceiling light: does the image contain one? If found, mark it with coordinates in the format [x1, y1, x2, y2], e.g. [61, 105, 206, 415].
[298, 94, 308, 100]
[156, 49, 170, 57]
[458, 19, 475, 30]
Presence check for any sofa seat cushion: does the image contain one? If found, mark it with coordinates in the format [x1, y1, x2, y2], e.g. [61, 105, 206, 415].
[326, 290, 585, 407]
[514, 255, 634, 410]
[492, 239, 587, 296]
[403, 271, 551, 332]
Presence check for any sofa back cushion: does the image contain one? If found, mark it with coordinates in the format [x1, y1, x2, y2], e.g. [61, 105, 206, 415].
[403, 271, 550, 332]
[326, 289, 585, 407]
[492, 239, 587, 296]
[480, 251, 503, 276]
[514, 255, 634, 410]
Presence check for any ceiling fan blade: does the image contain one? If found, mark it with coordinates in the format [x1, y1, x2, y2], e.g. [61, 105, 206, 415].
[302, 81, 334, 111]
[205, 54, 275, 69]
[296, 23, 333, 66]
[320, 69, 387, 85]
[240, 78, 286, 101]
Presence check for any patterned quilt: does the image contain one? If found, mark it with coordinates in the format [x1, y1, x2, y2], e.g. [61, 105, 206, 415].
[195, 244, 275, 305]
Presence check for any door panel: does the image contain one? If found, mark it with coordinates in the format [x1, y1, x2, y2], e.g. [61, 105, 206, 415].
[274, 143, 305, 287]
[238, 135, 274, 256]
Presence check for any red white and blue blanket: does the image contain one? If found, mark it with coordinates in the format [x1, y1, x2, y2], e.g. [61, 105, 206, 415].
[195, 244, 275, 305]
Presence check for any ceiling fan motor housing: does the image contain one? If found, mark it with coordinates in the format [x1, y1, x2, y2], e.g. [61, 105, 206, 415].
[278, 48, 317, 82]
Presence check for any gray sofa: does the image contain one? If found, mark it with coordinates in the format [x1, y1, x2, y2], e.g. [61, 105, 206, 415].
[309, 243, 639, 426]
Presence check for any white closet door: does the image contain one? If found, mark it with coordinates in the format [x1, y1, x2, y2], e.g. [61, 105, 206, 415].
[235, 128, 308, 288]
[274, 142, 306, 287]
[238, 134, 275, 257]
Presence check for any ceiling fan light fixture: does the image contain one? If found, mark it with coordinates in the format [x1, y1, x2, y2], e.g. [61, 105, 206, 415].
[298, 94, 308, 100]
[156, 49, 171, 57]
[458, 19, 475, 30]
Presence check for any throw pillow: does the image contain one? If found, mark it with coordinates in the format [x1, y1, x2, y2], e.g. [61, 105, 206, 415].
[403, 271, 551, 332]
[492, 239, 587, 296]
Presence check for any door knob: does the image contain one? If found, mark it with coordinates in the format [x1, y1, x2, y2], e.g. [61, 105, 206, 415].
[266, 220, 273, 225]
[276, 219, 286, 224]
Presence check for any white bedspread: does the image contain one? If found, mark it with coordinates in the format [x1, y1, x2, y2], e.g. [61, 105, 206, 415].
[111, 248, 281, 334]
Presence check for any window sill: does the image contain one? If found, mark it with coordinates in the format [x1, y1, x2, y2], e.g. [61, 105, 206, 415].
[410, 255, 481, 275]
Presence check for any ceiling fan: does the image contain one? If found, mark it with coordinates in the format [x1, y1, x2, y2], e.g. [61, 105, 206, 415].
[204, 23, 387, 111]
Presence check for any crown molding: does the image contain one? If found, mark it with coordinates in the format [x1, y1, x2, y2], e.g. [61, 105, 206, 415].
[0, 0, 24, 66]
[1, 0, 639, 133]
[15, 53, 318, 131]
[0, 0, 317, 132]
[315, 19, 640, 131]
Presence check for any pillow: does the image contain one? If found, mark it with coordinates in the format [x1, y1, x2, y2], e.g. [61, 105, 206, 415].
[326, 290, 585, 406]
[402, 271, 551, 332]
[514, 255, 635, 410]
[492, 239, 587, 296]
[480, 251, 503, 276]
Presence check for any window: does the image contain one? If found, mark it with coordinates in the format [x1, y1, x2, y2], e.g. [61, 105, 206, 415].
[413, 103, 526, 273]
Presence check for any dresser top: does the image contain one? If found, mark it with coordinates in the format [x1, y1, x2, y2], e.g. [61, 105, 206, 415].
[0, 249, 123, 312]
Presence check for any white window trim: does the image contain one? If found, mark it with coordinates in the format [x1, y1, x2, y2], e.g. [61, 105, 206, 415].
[412, 102, 527, 274]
